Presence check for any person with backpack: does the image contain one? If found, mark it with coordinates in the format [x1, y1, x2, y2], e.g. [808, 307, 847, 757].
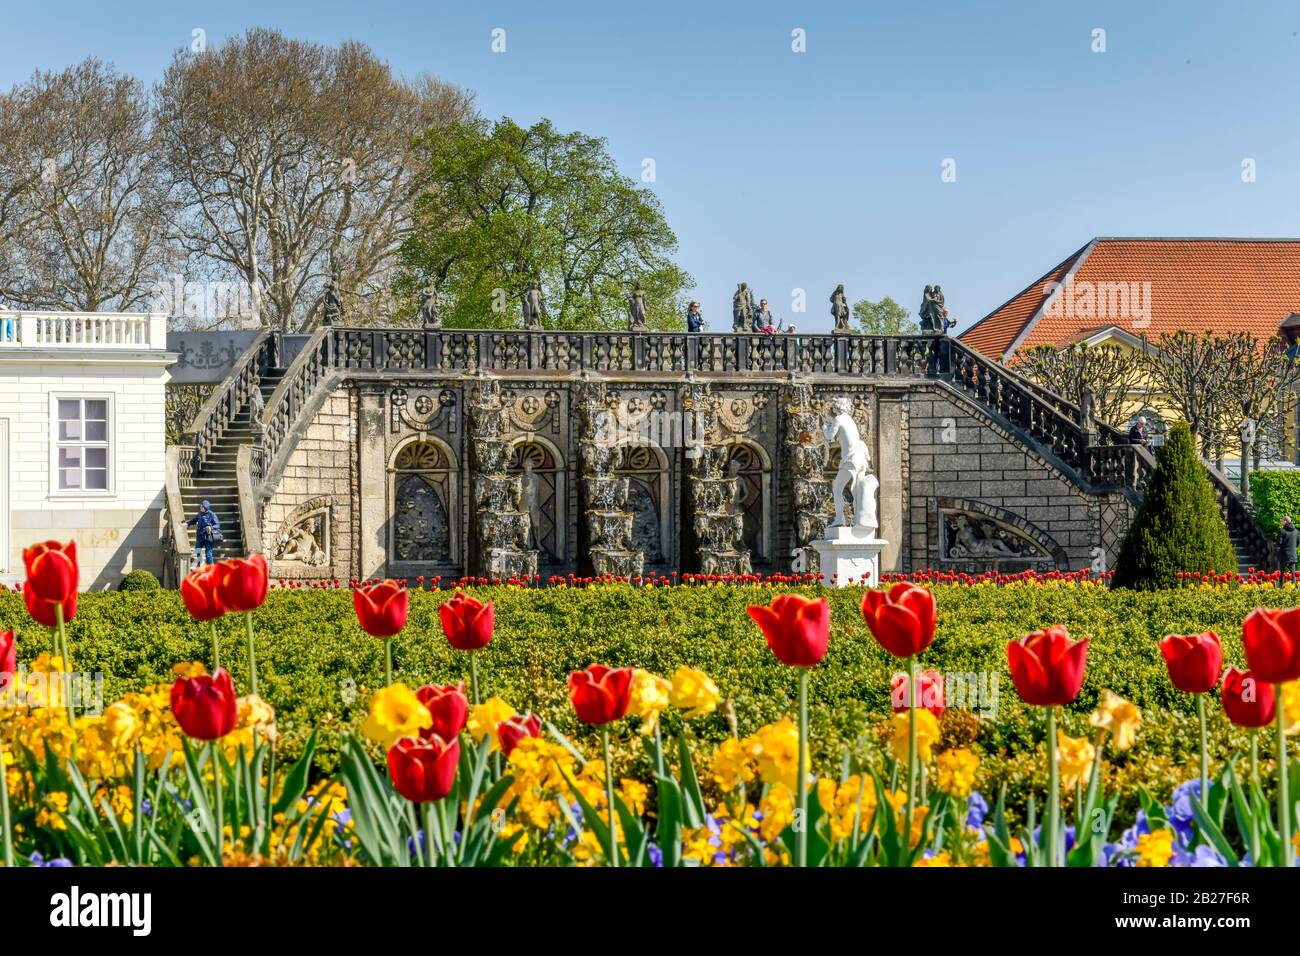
[185, 499, 221, 566]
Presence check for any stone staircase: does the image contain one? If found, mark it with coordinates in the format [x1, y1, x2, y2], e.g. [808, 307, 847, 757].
[177, 365, 284, 561]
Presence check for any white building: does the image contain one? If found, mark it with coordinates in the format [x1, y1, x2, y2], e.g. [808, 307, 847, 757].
[0, 311, 171, 589]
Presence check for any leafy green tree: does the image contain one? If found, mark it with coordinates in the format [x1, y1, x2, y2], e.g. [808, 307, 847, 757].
[852, 296, 918, 335]
[400, 117, 692, 330]
[1111, 422, 1238, 589]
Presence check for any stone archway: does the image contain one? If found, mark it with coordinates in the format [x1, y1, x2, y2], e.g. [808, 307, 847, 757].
[389, 437, 459, 567]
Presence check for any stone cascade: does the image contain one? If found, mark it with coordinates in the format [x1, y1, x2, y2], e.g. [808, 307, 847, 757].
[576, 380, 644, 577]
[683, 380, 752, 575]
[783, 381, 834, 573]
[467, 376, 538, 579]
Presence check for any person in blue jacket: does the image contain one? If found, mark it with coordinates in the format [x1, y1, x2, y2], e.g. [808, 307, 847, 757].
[185, 500, 220, 566]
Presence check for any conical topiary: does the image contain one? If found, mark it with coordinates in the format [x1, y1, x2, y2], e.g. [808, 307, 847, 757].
[1111, 421, 1238, 590]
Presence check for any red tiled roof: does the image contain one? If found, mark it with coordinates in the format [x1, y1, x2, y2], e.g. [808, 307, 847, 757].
[959, 239, 1300, 361]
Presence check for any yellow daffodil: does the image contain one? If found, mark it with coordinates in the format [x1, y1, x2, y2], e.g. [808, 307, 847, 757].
[171, 661, 208, 679]
[626, 670, 671, 735]
[710, 737, 755, 791]
[1057, 729, 1096, 790]
[1281, 680, 1300, 736]
[669, 666, 721, 718]
[1089, 689, 1141, 751]
[361, 683, 431, 749]
[890, 709, 941, 763]
[743, 719, 803, 791]
[467, 696, 516, 750]
[935, 748, 980, 798]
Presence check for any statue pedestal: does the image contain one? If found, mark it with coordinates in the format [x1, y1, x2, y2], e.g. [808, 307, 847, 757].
[812, 526, 887, 587]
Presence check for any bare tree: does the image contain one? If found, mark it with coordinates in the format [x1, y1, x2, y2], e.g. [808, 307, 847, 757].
[1215, 334, 1300, 481]
[154, 28, 473, 331]
[0, 60, 168, 311]
[1136, 331, 1257, 458]
[1012, 342, 1149, 429]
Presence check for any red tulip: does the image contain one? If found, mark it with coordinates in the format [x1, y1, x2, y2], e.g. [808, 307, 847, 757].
[860, 583, 936, 659]
[568, 664, 634, 725]
[0, 629, 15, 677]
[1006, 626, 1089, 707]
[353, 580, 409, 638]
[416, 683, 469, 741]
[745, 593, 830, 667]
[22, 540, 78, 604]
[23, 585, 76, 629]
[891, 669, 945, 718]
[214, 554, 268, 614]
[439, 592, 494, 651]
[1159, 632, 1223, 695]
[181, 564, 226, 622]
[387, 734, 460, 803]
[169, 668, 238, 740]
[1220, 667, 1276, 728]
[1241, 608, 1300, 685]
[497, 713, 543, 757]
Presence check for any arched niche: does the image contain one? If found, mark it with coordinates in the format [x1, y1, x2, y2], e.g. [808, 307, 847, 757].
[508, 434, 566, 564]
[388, 436, 459, 567]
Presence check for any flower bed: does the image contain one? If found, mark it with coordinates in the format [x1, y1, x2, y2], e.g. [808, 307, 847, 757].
[2, 543, 1300, 867]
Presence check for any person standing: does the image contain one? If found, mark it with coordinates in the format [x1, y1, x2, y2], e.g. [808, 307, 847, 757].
[753, 298, 776, 333]
[1279, 516, 1298, 573]
[185, 499, 221, 566]
[686, 301, 703, 332]
[1127, 416, 1149, 446]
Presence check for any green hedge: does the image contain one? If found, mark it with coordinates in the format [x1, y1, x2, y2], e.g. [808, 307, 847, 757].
[1250, 469, 1300, 536]
[2, 584, 1295, 816]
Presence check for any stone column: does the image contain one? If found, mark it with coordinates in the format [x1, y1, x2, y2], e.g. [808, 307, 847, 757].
[576, 378, 644, 577]
[357, 388, 388, 579]
[782, 380, 833, 573]
[877, 398, 904, 572]
[683, 379, 751, 575]
[467, 374, 539, 579]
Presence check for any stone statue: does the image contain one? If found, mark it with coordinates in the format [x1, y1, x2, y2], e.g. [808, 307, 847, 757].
[321, 268, 342, 326]
[920, 284, 951, 334]
[823, 397, 877, 529]
[419, 284, 441, 329]
[948, 514, 1028, 558]
[521, 457, 542, 550]
[276, 522, 327, 567]
[627, 284, 649, 331]
[522, 282, 545, 330]
[831, 284, 851, 333]
[732, 282, 755, 332]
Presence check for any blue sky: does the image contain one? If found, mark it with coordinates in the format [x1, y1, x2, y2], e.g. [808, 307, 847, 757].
[3, 0, 1299, 332]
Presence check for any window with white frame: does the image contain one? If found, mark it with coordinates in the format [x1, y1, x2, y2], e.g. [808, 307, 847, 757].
[55, 397, 111, 492]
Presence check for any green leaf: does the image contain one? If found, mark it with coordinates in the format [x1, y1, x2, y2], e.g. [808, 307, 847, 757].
[273, 730, 317, 817]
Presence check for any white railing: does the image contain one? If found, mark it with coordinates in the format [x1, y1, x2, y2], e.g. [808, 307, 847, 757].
[0, 311, 168, 350]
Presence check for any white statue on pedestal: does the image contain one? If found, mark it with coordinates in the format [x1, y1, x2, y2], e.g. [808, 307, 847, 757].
[823, 397, 878, 530]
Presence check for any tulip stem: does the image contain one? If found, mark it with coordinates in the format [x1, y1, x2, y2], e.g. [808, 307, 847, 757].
[1250, 731, 1259, 789]
[0, 739, 13, 869]
[797, 666, 809, 868]
[209, 619, 221, 673]
[1276, 685, 1292, 868]
[422, 802, 437, 867]
[469, 653, 480, 706]
[653, 724, 665, 778]
[212, 743, 224, 866]
[384, 638, 393, 688]
[1046, 707, 1060, 867]
[905, 656, 918, 855]
[244, 611, 258, 697]
[1196, 692, 1209, 805]
[55, 603, 75, 730]
[602, 725, 619, 867]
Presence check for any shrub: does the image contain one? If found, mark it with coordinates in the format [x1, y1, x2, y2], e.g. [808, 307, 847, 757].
[1250, 469, 1300, 536]
[1112, 421, 1238, 589]
[116, 569, 161, 592]
[2, 581, 1294, 820]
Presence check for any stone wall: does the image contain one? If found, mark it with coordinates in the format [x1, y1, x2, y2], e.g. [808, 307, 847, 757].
[253, 374, 1136, 580]
[903, 385, 1132, 572]
[260, 385, 357, 580]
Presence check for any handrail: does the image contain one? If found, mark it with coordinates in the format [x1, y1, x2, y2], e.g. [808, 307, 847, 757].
[235, 444, 263, 557]
[161, 444, 193, 587]
[258, 326, 333, 485]
[182, 330, 275, 474]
